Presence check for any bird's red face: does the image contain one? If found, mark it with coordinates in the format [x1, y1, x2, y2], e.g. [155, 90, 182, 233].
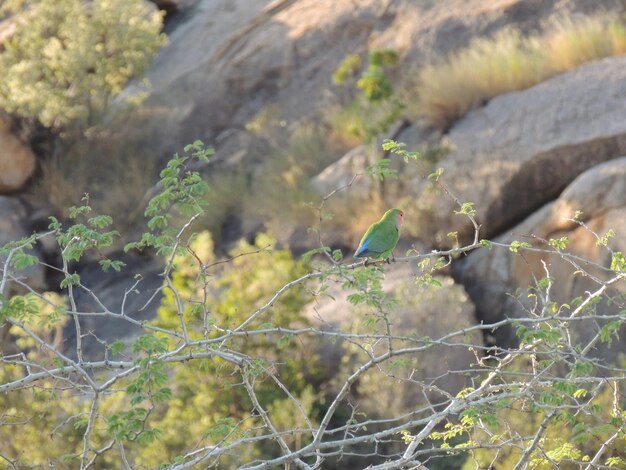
[397, 211, 404, 226]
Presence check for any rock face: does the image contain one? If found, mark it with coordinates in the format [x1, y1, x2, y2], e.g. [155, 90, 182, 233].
[453, 158, 626, 357]
[0, 197, 45, 295]
[0, 120, 36, 193]
[120, 0, 625, 163]
[416, 56, 626, 246]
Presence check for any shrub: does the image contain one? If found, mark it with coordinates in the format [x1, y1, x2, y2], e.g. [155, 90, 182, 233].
[330, 48, 404, 143]
[0, 0, 166, 131]
[418, 14, 626, 129]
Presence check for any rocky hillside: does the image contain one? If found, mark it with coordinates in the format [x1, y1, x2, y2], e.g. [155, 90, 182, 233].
[2, 0, 626, 431]
[124, 0, 626, 160]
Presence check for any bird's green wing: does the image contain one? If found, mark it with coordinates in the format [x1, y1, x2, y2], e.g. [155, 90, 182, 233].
[357, 218, 399, 257]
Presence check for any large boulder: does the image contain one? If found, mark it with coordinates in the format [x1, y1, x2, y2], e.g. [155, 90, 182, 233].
[453, 158, 626, 357]
[416, 56, 626, 246]
[0, 120, 36, 193]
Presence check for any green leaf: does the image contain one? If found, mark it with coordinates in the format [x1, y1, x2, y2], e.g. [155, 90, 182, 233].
[366, 158, 397, 181]
[153, 387, 172, 403]
[130, 395, 146, 406]
[99, 259, 126, 272]
[11, 252, 38, 271]
[132, 334, 168, 355]
[109, 340, 125, 355]
[599, 320, 622, 346]
[454, 202, 477, 217]
[73, 417, 88, 431]
[387, 358, 409, 371]
[301, 246, 331, 263]
[68, 204, 91, 219]
[549, 236, 570, 250]
[509, 240, 532, 253]
[607, 456, 626, 467]
[569, 360, 594, 378]
[88, 215, 113, 229]
[536, 276, 553, 290]
[60, 273, 81, 289]
[137, 428, 162, 444]
[456, 387, 474, 398]
[428, 167, 444, 181]
[347, 293, 366, 305]
[382, 139, 421, 161]
[415, 273, 442, 288]
[48, 216, 62, 230]
[597, 229, 615, 246]
[611, 251, 626, 271]
[382, 139, 404, 152]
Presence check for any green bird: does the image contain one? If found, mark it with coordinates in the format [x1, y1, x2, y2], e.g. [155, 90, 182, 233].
[354, 208, 404, 260]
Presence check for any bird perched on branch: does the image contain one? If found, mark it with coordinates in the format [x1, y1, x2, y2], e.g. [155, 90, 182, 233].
[354, 208, 404, 261]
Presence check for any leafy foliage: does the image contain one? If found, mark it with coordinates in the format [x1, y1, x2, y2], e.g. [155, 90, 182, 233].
[0, 0, 166, 129]
[1, 125, 626, 470]
[331, 48, 404, 141]
[120, 232, 320, 466]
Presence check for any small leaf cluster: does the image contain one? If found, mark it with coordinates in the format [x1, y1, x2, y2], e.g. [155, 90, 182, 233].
[125, 141, 213, 256]
[332, 48, 404, 140]
[382, 139, 422, 162]
[51, 202, 119, 262]
[106, 335, 170, 443]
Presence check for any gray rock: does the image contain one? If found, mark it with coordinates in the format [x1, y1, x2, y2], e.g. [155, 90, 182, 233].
[61, 252, 164, 361]
[418, 56, 626, 246]
[453, 158, 626, 358]
[0, 196, 45, 295]
[310, 144, 376, 200]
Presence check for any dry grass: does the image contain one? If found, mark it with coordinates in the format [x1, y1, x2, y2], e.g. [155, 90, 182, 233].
[418, 13, 626, 129]
[26, 135, 156, 233]
[544, 14, 626, 70]
[323, 102, 369, 149]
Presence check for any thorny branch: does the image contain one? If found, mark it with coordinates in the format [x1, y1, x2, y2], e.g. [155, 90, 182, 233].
[1, 163, 625, 469]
